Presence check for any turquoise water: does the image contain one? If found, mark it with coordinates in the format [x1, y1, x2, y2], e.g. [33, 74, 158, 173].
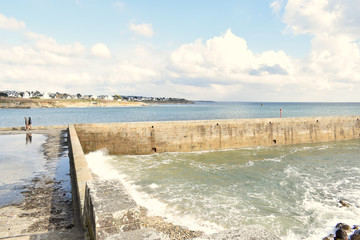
[86, 140, 360, 239]
[1, 102, 360, 127]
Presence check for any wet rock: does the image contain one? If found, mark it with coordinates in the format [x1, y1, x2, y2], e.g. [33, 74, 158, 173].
[336, 223, 345, 229]
[336, 223, 350, 230]
[342, 224, 352, 232]
[339, 200, 350, 208]
[322, 234, 334, 240]
[335, 229, 348, 240]
[140, 215, 202, 240]
[350, 230, 360, 240]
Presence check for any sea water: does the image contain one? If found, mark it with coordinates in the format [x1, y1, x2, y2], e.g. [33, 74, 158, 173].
[2, 102, 360, 239]
[0, 134, 48, 206]
[1, 102, 360, 127]
[86, 140, 360, 240]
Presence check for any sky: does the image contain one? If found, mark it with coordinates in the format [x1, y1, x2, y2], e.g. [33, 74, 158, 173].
[0, 0, 360, 102]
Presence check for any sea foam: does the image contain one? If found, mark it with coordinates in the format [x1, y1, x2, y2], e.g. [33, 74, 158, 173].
[85, 149, 223, 234]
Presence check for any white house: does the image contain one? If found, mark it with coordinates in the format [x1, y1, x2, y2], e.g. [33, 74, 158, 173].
[41, 92, 50, 99]
[104, 95, 114, 100]
[23, 91, 30, 99]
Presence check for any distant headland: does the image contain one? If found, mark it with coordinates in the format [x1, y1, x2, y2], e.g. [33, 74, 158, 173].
[0, 90, 193, 109]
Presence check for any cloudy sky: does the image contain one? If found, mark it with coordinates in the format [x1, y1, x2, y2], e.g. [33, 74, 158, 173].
[0, 0, 359, 101]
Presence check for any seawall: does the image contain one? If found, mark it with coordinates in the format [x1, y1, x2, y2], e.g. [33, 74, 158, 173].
[67, 116, 360, 239]
[74, 116, 360, 155]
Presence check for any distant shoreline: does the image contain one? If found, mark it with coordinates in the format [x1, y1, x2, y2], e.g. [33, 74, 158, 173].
[0, 97, 192, 109]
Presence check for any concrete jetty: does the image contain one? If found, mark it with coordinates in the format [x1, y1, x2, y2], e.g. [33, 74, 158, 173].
[68, 116, 360, 239]
[74, 116, 360, 155]
[2, 116, 360, 239]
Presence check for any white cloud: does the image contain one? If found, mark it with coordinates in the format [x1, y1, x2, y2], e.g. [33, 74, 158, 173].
[108, 61, 159, 84]
[91, 43, 111, 59]
[282, 0, 360, 78]
[0, 13, 26, 31]
[283, 0, 341, 35]
[270, 0, 285, 14]
[26, 31, 85, 56]
[129, 23, 154, 37]
[170, 29, 293, 85]
[1, 2, 360, 101]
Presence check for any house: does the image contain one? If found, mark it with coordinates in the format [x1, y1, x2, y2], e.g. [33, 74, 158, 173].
[98, 95, 114, 101]
[41, 92, 50, 99]
[22, 91, 31, 99]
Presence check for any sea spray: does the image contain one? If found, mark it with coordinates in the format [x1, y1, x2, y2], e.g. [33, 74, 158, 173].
[85, 149, 223, 234]
[85, 140, 360, 240]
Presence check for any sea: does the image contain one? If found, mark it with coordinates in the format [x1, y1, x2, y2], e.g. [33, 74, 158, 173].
[1, 102, 360, 239]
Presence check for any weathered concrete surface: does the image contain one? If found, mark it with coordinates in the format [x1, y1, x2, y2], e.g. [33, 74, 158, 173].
[83, 180, 279, 240]
[194, 226, 280, 240]
[74, 116, 360, 155]
[0, 229, 85, 240]
[68, 124, 93, 229]
[67, 123, 283, 240]
[84, 180, 157, 240]
[0, 128, 85, 240]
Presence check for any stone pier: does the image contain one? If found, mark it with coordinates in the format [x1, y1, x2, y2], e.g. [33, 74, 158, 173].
[67, 116, 360, 239]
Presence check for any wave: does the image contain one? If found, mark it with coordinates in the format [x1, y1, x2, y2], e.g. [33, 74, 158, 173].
[85, 149, 223, 234]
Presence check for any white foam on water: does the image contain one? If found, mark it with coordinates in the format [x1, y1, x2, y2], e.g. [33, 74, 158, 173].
[279, 154, 360, 240]
[264, 157, 282, 162]
[149, 183, 159, 189]
[85, 142, 360, 240]
[245, 161, 254, 167]
[298, 197, 360, 240]
[85, 149, 223, 235]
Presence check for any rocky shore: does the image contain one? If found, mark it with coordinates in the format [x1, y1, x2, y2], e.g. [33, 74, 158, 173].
[322, 223, 360, 240]
[0, 98, 146, 109]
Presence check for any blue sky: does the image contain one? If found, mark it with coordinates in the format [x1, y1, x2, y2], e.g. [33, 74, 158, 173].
[0, 0, 359, 101]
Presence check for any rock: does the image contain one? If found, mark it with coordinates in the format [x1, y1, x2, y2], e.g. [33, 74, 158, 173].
[339, 200, 350, 208]
[353, 225, 360, 230]
[322, 234, 334, 240]
[336, 223, 347, 229]
[341, 224, 351, 232]
[350, 230, 360, 240]
[335, 229, 348, 240]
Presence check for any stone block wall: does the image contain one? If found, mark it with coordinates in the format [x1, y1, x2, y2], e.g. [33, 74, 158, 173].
[74, 116, 360, 155]
[68, 124, 93, 229]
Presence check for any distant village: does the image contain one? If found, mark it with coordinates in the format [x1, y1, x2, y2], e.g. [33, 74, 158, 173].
[0, 90, 191, 103]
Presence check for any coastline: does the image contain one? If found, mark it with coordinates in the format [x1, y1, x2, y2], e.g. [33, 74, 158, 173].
[0, 98, 147, 109]
[0, 128, 84, 239]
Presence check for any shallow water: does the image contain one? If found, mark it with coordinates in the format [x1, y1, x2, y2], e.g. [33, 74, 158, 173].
[0, 134, 47, 206]
[86, 140, 360, 239]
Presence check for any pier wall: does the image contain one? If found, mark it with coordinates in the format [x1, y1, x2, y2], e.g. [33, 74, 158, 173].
[68, 125, 93, 230]
[74, 116, 360, 155]
[67, 116, 360, 239]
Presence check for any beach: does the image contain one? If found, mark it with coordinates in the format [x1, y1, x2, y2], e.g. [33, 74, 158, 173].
[0, 128, 84, 239]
